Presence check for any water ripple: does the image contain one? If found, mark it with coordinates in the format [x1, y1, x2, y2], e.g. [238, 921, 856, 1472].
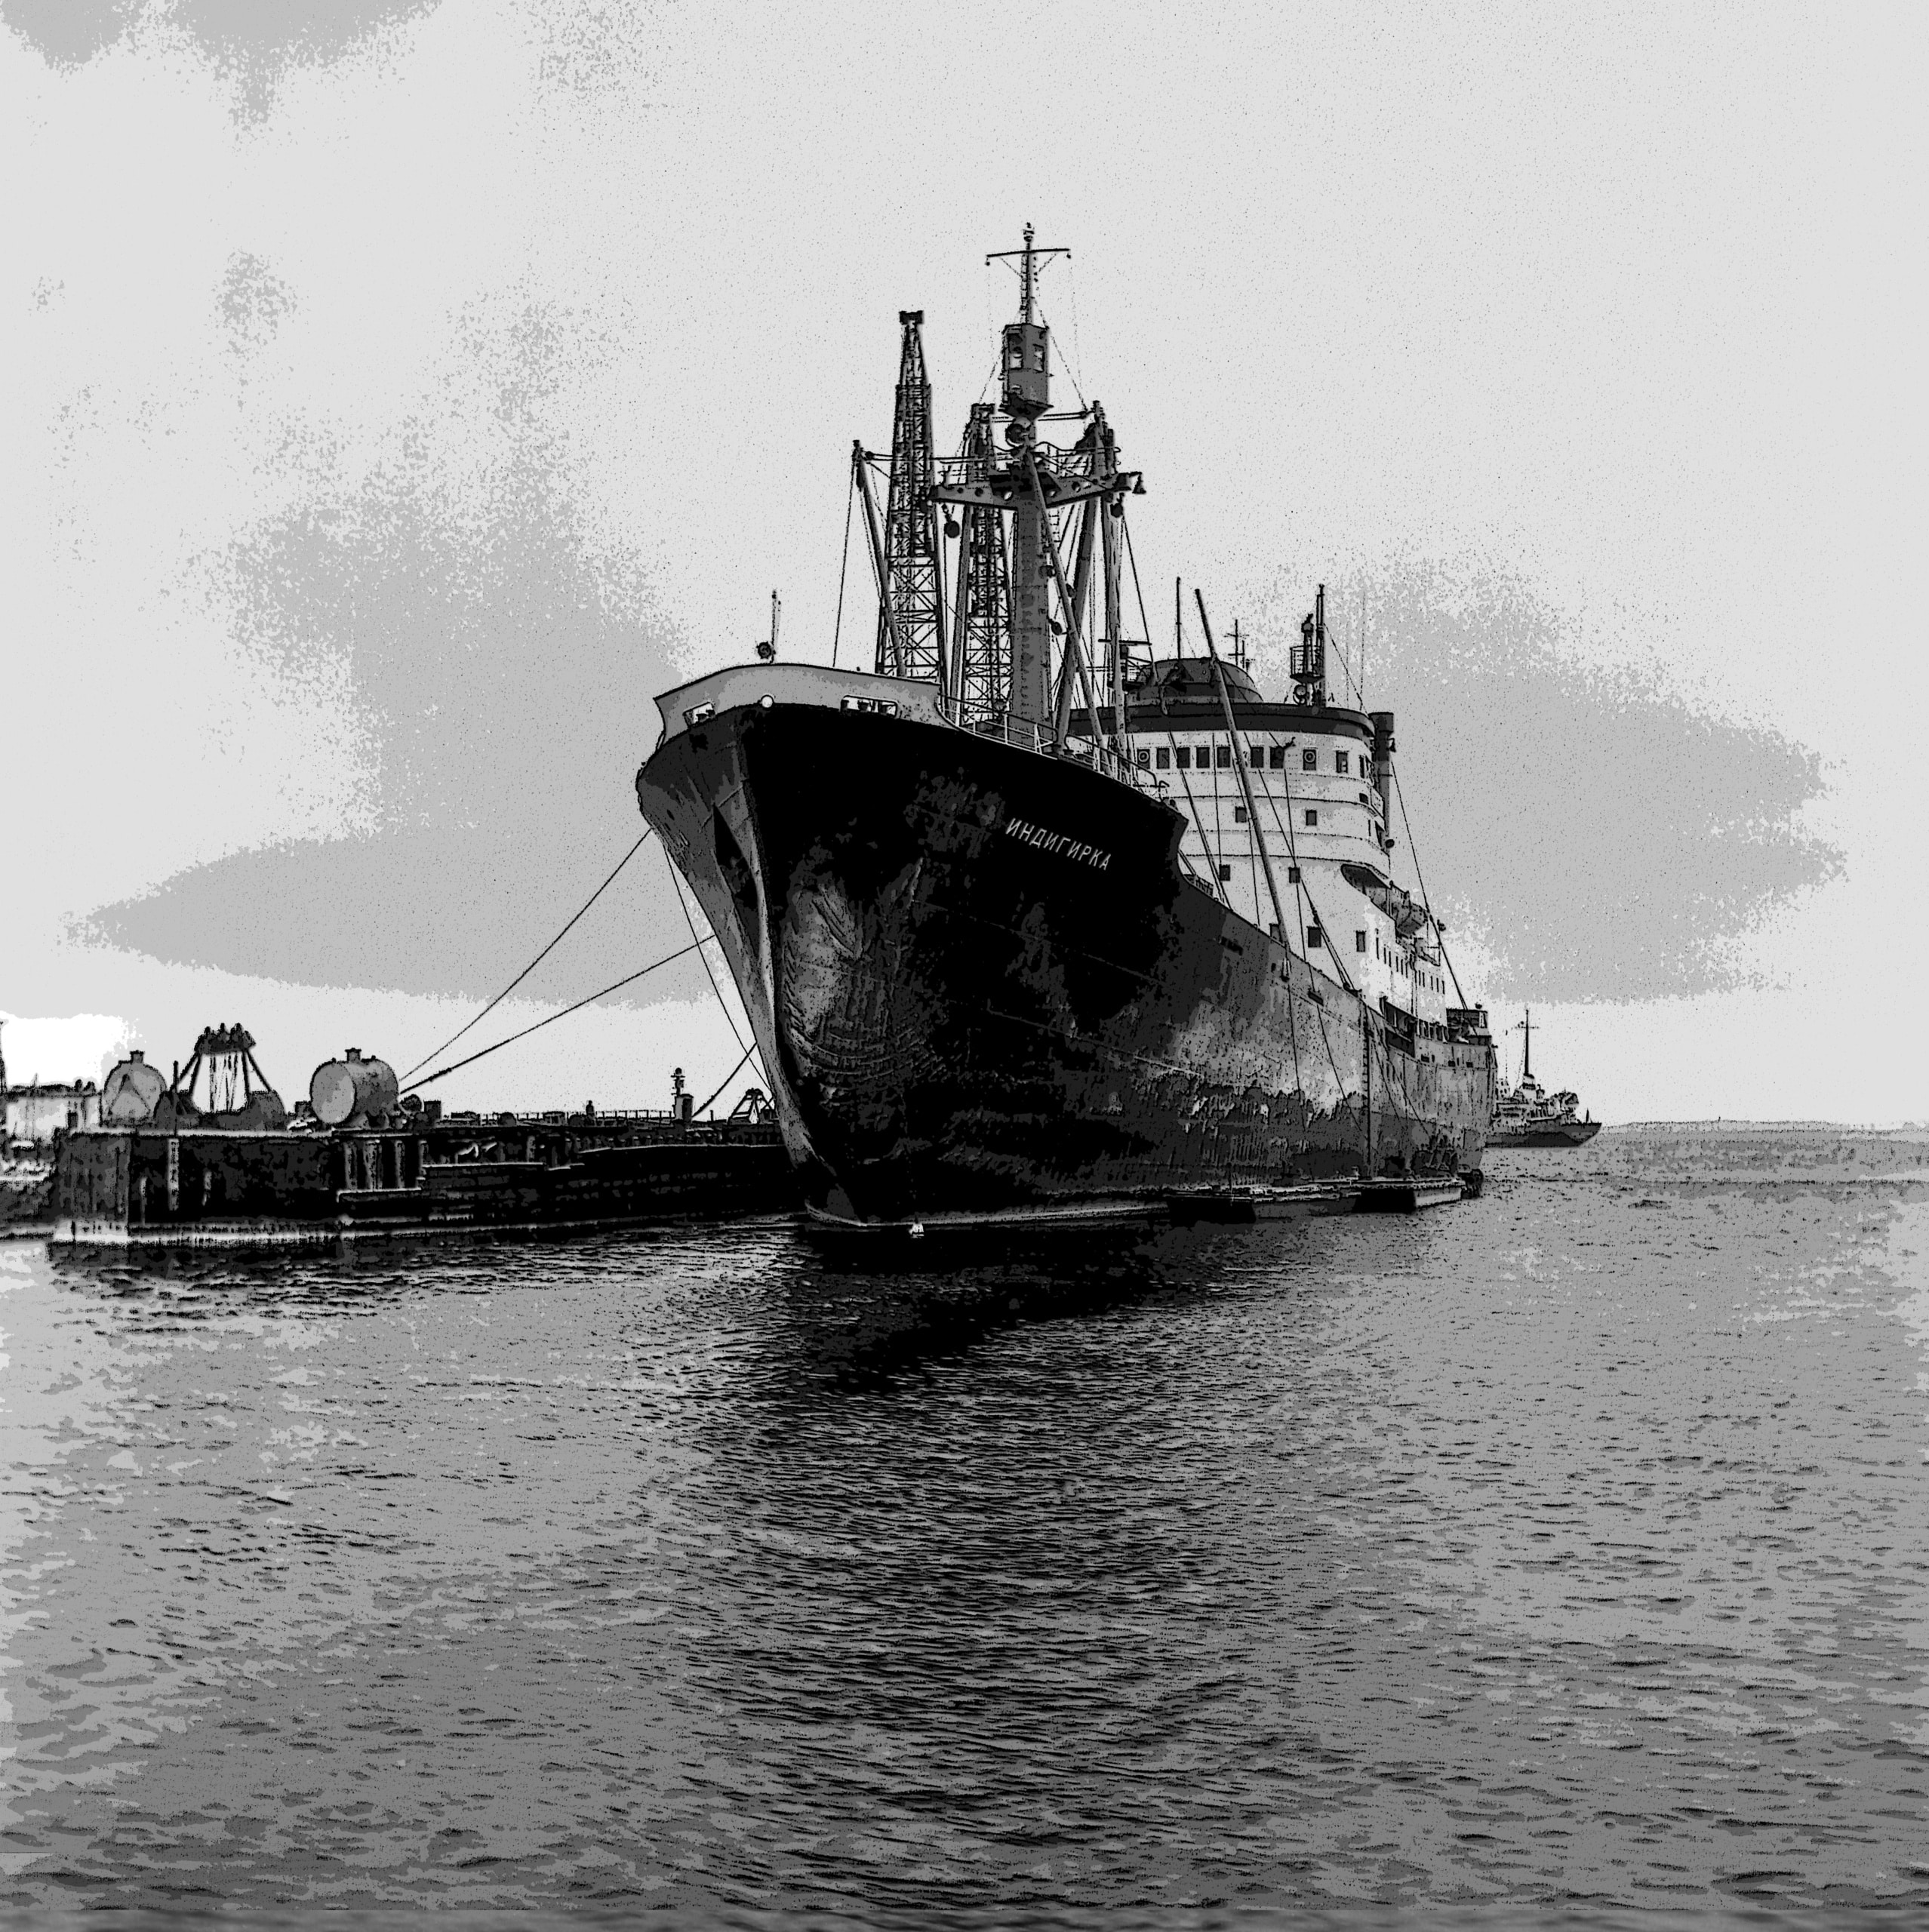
[2, 1129, 1927, 1912]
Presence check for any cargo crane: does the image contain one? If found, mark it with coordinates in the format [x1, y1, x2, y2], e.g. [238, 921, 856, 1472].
[873, 310, 947, 684]
[928, 226, 1140, 757]
[949, 401, 1010, 728]
[854, 231, 1143, 754]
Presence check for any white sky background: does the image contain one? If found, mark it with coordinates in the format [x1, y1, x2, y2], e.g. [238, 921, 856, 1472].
[2, 0, 1924, 1121]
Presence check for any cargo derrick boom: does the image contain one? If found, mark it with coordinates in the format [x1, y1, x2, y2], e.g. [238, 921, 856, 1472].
[874, 310, 947, 685]
[922, 225, 1137, 757]
[856, 230, 1140, 751]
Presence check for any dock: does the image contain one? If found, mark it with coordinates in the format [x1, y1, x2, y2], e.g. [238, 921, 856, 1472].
[50, 1106, 795, 1248]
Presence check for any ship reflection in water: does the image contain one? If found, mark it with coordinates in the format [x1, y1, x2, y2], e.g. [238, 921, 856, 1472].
[4, 1125, 1928, 1914]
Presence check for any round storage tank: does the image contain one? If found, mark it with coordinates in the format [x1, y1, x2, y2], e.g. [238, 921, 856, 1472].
[102, 1050, 166, 1123]
[309, 1048, 401, 1127]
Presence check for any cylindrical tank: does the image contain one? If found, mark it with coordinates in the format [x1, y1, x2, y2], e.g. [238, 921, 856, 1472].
[101, 1049, 165, 1124]
[309, 1048, 400, 1128]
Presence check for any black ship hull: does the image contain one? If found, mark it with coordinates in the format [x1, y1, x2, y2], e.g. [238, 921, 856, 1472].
[637, 700, 1494, 1226]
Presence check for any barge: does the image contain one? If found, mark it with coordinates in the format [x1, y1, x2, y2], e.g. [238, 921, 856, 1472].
[48, 1029, 795, 1248]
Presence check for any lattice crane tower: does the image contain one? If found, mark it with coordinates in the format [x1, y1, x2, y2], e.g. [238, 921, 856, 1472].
[875, 310, 947, 683]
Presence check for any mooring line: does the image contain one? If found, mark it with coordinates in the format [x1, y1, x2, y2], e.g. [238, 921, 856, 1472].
[694, 1041, 757, 1118]
[401, 829, 657, 1083]
[401, 939, 706, 1092]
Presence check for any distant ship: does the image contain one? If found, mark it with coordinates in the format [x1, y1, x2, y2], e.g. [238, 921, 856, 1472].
[634, 231, 1497, 1230]
[1488, 1009, 1601, 1146]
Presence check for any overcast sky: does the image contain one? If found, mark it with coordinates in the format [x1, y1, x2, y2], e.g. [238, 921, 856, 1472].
[3, 0, 1924, 1121]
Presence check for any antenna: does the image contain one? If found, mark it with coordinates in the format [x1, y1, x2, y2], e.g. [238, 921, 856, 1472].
[986, 223, 1069, 326]
[756, 590, 780, 663]
[1291, 583, 1328, 707]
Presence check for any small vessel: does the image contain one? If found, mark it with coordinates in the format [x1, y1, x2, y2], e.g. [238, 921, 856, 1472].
[1487, 1010, 1601, 1146]
[633, 232, 1497, 1230]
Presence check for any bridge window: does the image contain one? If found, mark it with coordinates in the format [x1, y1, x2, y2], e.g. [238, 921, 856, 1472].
[1233, 806, 1249, 824]
[1335, 750, 1349, 775]
[1302, 748, 1317, 771]
[1269, 745, 1285, 769]
[1304, 809, 1318, 828]
[1174, 746, 1190, 768]
[1155, 746, 1170, 769]
[1135, 748, 1150, 769]
[1215, 745, 1232, 769]
[1307, 924, 1324, 948]
[1355, 930, 1367, 953]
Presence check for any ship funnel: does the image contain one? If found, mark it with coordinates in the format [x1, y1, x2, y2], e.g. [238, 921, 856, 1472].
[1371, 712, 1396, 851]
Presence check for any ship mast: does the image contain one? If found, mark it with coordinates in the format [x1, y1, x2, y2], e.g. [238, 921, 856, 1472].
[989, 223, 1063, 732]
[1292, 584, 1329, 707]
[908, 227, 1142, 756]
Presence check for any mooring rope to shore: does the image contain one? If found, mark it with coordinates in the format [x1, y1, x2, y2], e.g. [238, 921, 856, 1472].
[694, 1042, 757, 1118]
[665, 858, 770, 1091]
[400, 938, 708, 1094]
[401, 829, 657, 1083]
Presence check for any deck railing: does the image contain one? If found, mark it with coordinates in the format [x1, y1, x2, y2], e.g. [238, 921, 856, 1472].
[938, 698, 1151, 791]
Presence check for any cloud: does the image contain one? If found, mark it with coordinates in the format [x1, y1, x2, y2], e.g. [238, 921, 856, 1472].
[1250, 558, 1841, 1003]
[2, 0, 441, 69]
[75, 291, 710, 1012]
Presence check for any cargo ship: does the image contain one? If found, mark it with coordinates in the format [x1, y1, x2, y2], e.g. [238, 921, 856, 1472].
[635, 232, 1496, 1231]
[1488, 1010, 1601, 1146]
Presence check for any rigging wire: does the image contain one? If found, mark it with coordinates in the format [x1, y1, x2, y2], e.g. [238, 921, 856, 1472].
[1040, 304, 1088, 411]
[1392, 762, 1469, 1009]
[1251, 720, 1417, 1129]
[1323, 617, 1364, 709]
[830, 458, 856, 669]
[401, 939, 706, 1093]
[667, 863, 746, 1055]
[1242, 712, 1355, 1112]
[1296, 584, 1364, 709]
[666, 855, 768, 1088]
[1120, 515, 1222, 895]
[694, 1041, 756, 1118]
[979, 260, 997, 404]
[400, 828, 655, 1084]
[1068, 257, 1088, 405]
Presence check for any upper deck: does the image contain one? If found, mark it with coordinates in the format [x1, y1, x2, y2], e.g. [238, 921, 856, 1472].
[649, 654, 1463, 1046]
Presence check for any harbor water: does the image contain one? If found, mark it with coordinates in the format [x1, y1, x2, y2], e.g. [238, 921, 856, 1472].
[3, 1126, 1927, 1915]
